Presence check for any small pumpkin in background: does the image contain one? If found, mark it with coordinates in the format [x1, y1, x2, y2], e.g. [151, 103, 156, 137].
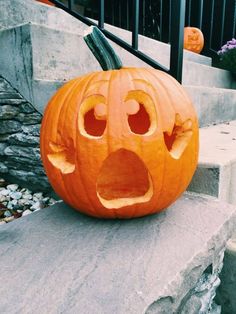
[40, 26, 199, 219]
[184, 27, 204, 54]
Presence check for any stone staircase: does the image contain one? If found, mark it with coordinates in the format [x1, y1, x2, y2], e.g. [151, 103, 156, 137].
[1, 0, 236, 313]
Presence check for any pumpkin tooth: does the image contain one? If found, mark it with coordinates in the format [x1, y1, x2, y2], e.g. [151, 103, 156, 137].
[182, 119, 192, 131]
[49, 141, 66, 153]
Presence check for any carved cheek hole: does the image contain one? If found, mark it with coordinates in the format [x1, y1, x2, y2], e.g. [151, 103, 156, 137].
[164, 118, 193, 159]
[84, 108, 106, 137]
[128, 103, 150, 135]
[47, 141, 76, 174]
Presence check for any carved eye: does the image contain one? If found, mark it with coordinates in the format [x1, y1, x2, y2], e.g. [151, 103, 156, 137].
[125, 90, 157, 135]
[79, 95, 107, 137]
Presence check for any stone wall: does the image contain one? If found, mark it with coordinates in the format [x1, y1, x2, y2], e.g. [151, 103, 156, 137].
[0, 76, 51, 192]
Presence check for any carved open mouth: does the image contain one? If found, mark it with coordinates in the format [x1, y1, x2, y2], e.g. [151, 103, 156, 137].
[96, 149, 153, 209]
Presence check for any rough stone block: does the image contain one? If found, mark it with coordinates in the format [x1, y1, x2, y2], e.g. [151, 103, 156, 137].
[0, 91, 22, 99]
[216, 237, 236, 314]
[0, 105, 20, 119]
[0, 162, 8, 173]
[3, 155, 41, 166]
[7, 133, 39, 146]
[0, 77, 15, 92]
[5, 169, 50, 191]
[0, 120, 21, 134]
[0, 193, 235, 314]
[19, 102, 36, 113]
[0, 143, 7, 155]
[15, 112, 42, 124]
[0, 98, 26, 105]
[4, 145, 41, 161]
[22, 124, 41, 136]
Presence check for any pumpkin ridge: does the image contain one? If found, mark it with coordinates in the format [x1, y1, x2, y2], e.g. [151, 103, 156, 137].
[119, 69, 139, 218]
[126, 68, 162, 216]
[73, 73, 105, 213]
[144, 68, 176, 133]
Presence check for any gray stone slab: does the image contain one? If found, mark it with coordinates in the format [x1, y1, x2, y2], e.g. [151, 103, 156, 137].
[216, 237, 236, 313]
[188, 121, 236, 204]
[0, 193, 236, 314]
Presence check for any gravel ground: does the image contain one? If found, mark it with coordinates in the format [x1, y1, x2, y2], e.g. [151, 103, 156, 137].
[0, 178, 60, 225]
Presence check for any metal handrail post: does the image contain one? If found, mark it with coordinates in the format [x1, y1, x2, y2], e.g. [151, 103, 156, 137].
[169, 0, 185, 83]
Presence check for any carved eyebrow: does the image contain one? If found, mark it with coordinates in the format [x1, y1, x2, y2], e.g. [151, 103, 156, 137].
[132, 79, 156, 93]
[84, 80, 109, 97]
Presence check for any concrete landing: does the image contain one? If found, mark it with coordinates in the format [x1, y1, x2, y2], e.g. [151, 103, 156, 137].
[188, 121, 236, 204]
[0, 193, 236, 314]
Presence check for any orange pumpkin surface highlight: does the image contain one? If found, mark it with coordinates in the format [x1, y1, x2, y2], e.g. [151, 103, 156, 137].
[36, 0, 55, 6]
[184, 27, 204, 54]
[40, 68, 199, 219]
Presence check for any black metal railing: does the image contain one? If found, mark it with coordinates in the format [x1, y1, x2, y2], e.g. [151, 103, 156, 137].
[48, 0, 236, 81]
[49, 0, 186, 83]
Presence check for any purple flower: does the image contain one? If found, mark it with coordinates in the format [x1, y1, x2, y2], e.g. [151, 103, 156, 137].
[218, 38, 236, 55]
[218, 38, 236, 73]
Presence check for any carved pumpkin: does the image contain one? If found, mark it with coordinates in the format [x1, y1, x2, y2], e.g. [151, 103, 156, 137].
[184, 27, 204, 54]
[40, 27, 199, 219]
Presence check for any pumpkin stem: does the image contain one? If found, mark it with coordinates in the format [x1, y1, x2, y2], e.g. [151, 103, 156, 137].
[84, 26, 123, 71]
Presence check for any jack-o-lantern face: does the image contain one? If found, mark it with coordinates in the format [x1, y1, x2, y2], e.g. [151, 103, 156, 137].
[40, 68, 199, 218]
[184, 27, 204, 54]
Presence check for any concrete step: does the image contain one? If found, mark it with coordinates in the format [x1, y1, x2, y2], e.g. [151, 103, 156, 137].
[188, 120, 236, 204]
[0, 194, 236, 313]
[1, 22, 235, 115]
[1, 0, 212, 67]
[185, 86, 236, 127]
[101, 23, 212, 67]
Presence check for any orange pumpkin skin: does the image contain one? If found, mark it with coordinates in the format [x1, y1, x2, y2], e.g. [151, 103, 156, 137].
[37, 0, 55, 6]
[184, 27, 204, 54]
[40, 68, 199, 219]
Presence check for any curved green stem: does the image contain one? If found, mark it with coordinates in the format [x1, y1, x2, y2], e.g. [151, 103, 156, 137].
[84, 26, 123, 70]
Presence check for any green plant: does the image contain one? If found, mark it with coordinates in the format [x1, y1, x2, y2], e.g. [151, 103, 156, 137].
[218, 38, 236, 73]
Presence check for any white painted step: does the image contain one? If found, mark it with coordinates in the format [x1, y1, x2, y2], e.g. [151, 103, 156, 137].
[1, 22, 235, 114]
[188, 121, 236, 204]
